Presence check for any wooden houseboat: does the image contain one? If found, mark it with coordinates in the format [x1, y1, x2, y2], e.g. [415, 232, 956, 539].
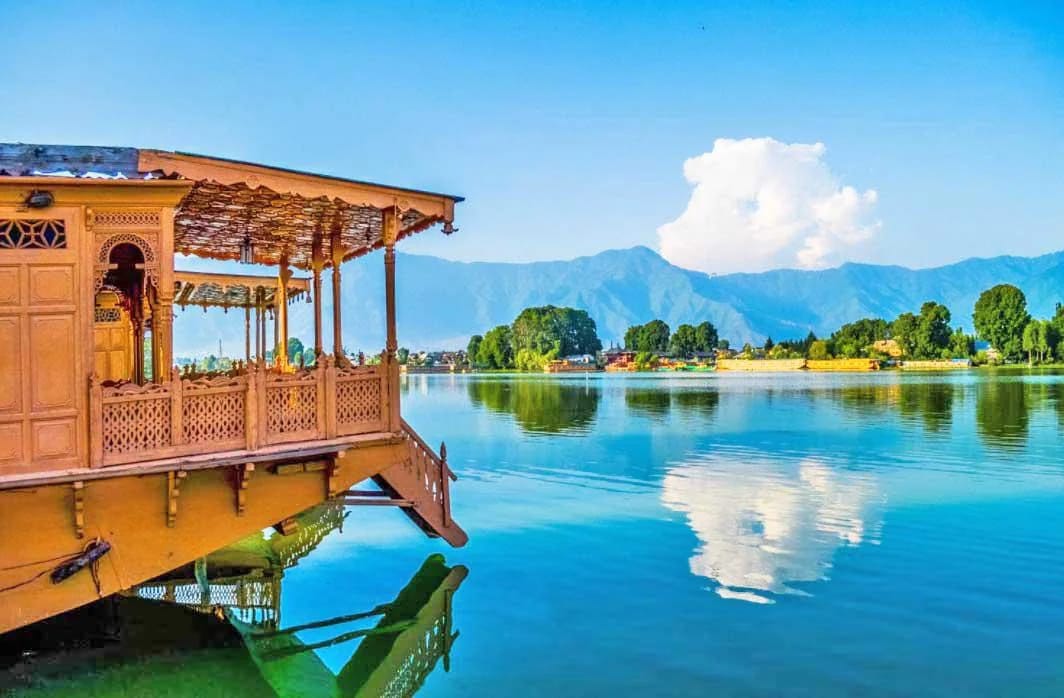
[0, 144, 468, 635]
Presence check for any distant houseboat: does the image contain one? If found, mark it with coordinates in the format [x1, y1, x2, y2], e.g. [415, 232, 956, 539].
[544, 354, 600, 373]
[0, 144, 468, 635]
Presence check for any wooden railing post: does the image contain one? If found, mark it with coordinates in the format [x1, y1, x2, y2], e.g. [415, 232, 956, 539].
[256, 363, 268, 446]
[324, 354, 337, 439]
[315, 358, 327, 439]
[170, 366, 184, 447]
[245, 362, 259, 451]
[389, 354, 401, 432]
[378, 354, 392, 433]
[89, 373, 103, 468]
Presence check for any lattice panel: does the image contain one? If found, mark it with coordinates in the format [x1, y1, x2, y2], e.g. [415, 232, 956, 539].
[336, 375, 382, 428]
[102, 396, 172, 454]
[379, 616, 450, 698]
[0, 219, 66, 249]
[265, 384, 318, 435]
[93, 210, 161, 228]
[183, 390, 246, 444]
[94, 307, 121, 323]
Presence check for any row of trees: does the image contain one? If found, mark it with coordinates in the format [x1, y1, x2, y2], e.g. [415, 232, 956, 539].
[750, 284, 1061, 364]
[623, 320, 720, 357]
[467, 306, 603, 370]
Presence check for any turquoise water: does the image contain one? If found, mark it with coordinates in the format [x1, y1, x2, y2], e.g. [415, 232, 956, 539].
[6, 371, 1064, 696]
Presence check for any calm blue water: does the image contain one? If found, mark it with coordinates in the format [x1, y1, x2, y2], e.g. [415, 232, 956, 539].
[291, 371, 1064, 697]
[6, 371, 1064, 696]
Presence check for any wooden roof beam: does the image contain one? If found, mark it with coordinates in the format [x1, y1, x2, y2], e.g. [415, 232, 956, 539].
[138, 150, 461, 222]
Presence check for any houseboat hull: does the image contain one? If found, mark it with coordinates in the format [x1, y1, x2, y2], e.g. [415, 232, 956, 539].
[0, 434, 466, 636]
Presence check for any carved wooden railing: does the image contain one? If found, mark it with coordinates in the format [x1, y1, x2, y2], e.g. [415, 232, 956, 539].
[398, 419, 456, 529]
[91, 355, 393, 467]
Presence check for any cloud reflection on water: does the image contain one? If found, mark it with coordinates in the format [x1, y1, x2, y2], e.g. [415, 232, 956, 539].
[662, 455, 883, 604]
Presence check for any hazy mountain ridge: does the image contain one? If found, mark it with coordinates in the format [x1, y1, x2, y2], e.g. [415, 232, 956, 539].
[172, 246, 1064, 357]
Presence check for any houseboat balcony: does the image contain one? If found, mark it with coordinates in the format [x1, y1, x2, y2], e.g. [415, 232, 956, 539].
[92, 358, 391, 468]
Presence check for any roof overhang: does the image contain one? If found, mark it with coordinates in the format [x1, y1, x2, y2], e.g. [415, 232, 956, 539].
[0, 144, 463, 270]
[174, 270, 310, 310]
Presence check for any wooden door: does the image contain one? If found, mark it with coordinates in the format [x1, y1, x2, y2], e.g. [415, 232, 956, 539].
[0, 209, 84, 475]
[93, 293, 133, 383]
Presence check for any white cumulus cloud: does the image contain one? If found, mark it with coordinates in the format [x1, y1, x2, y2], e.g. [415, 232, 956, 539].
[657, 137, 880, 274]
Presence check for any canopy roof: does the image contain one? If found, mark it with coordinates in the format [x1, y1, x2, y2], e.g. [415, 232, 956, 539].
[0, 144, 463, 270]
[174, 270, 310, 310]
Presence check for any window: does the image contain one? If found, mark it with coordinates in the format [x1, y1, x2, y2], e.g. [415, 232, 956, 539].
[0, 219, 67, 249]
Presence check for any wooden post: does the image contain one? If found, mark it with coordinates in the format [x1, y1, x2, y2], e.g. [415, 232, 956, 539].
[330, 226, 344, 360]
[277, 258, 291, 371]
[244, 306, 251, 365]
[171, 366, 184, 447]
[324, 354, 337, 438]
[132, 317, 145, 385]
[316, 359, 327, 439]
[382, 208, 401, 431]
[255, 290, 264, 363]
[312, 233, 325, 358]
[245, 362, 258, 450]
[89, 374, 103, 468]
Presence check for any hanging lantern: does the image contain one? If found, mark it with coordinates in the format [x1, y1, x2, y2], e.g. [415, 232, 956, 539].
[239, 234, 255, 264]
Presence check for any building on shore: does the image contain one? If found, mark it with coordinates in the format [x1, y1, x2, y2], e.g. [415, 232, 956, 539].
[0, 144, 468, 635]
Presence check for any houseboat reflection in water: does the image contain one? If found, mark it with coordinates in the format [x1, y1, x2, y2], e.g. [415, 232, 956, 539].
[0, 502, 467, 697]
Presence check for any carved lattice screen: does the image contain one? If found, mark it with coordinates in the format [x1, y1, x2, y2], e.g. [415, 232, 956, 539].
[101, 391, 173, 457]
[335, 369, 383, 434]
[182, 379, 246, 446]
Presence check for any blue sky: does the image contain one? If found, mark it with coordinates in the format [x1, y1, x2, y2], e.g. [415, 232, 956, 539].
[2, 1, 1061, 273]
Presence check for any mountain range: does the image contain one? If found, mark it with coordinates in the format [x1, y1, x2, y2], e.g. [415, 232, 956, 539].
[172, 246, 1064, 357]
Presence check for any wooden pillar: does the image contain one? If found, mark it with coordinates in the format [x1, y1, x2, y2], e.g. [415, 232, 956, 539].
[244, 305, 251, 365]
[330, 226, 344, 360]
[384, 244, 398, 359]
[277, 258, 291, 370]
[154, 301, 173, 383]
[382, 208, 400, 431]
[255, 289, 264, 362]
[312, 234, 324, 358]
[132, 317, 144, 385]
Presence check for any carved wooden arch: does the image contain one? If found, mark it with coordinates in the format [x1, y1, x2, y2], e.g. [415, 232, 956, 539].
[94, 232, 160, 293]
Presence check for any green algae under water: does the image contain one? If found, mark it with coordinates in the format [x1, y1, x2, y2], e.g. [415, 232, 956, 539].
[4, 370, 1064, 697]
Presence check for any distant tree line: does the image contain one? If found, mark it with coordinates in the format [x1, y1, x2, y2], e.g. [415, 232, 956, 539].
[738, 284, 1062, 364]
[623, 320, 720, 356]
[467, 305, 602, 370]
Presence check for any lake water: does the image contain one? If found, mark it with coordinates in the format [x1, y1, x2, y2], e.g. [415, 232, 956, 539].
[5, 371, 1064, 696]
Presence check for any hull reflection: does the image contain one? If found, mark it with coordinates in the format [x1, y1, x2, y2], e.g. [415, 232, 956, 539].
[0, 503, 466, 697]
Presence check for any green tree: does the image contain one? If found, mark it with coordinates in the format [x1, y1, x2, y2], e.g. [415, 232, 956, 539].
[511, 306, 601, 357]
[638, 320, 670, 352]
[832, 317, 889, 358]
[808, 339, 830, 360]
[913, 301, 952, 359]
[717, 339, 730, 351]
[477, 325, 514, 369]
[466, 334, 483, 367]
[946, 327, 975, 359]
[694, 322, 719, 352]
[763, 336, 774, 351]
[669, 324, 699, 358]
[973, 284, 1030, 361]
[287, 337, 305, 365]
[396, 347, 410, 365]
[1022, 319, 1050, 365]
[624, 325, 641, 351]
[890, 313, 919, 358]
[1050, 304, 1064, 360]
